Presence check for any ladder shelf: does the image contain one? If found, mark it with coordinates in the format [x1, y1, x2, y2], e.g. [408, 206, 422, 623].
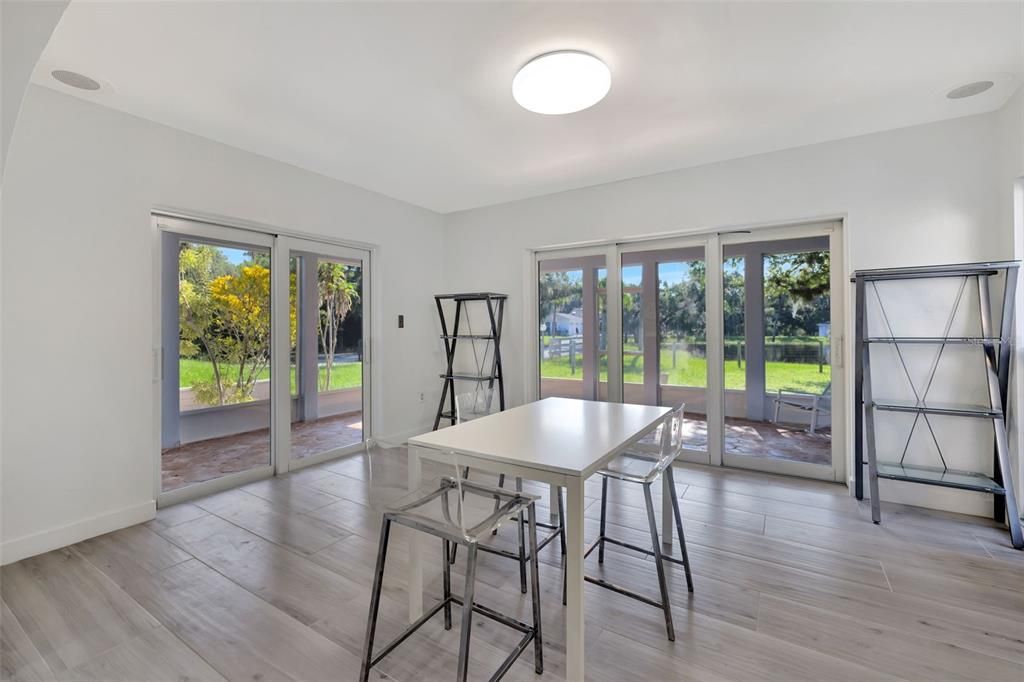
[852, 260, 1022, 549]
[433, 292, 507, 430]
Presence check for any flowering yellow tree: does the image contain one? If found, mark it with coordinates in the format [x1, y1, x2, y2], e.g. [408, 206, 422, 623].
[179, 244, 295, 406]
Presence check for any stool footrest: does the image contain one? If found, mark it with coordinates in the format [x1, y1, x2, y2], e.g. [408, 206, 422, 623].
[600, 535, 690, 567]
[477, 525, 562, 561]
[584, 575, 665, 610]
[368, 595, 536, 682]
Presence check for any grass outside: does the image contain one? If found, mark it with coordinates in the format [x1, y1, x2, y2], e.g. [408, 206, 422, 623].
[179, 358, 362, 393]
[540, 349, 830, 393]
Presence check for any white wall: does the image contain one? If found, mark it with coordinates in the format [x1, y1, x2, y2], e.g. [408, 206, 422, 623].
[444, 107, 1015, 517]
[1, 85, 445, 563]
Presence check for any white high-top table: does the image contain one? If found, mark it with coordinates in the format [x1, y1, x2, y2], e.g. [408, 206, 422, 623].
[406, 397, 672, 681]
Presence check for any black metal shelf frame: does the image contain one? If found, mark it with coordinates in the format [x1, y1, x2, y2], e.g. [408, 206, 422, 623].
[852, 261, 1022, 549]
[433, 293, 507, 430]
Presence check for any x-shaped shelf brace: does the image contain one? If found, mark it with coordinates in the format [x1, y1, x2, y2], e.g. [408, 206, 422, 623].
[870, 275, 970, 471]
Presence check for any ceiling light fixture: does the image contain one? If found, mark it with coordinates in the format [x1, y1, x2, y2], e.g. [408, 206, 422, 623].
[946, 80, 994, 99]
[512, 50, 610, 115]
[51, 69, 101, 91]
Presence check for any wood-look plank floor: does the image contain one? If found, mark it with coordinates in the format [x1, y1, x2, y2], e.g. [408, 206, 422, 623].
[3, 445, 1023, 681]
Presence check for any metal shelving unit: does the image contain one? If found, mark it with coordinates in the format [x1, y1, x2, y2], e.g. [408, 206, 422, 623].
[853, 261, 1022, 549]
[433, 292, 507, 430]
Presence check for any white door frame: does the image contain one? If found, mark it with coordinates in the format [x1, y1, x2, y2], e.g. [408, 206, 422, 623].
[273, 235, 372, 474]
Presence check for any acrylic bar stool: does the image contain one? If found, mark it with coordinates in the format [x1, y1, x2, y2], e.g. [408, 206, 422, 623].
[450, 389, 566, 593]
[360, 472, 544, 682]
[565, 404, 694, 641]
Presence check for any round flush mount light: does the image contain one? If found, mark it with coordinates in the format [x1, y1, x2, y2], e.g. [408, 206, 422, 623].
[946, 80, 994, 99]
[51, 69, 101, 91]
[512, 50, 610, 115]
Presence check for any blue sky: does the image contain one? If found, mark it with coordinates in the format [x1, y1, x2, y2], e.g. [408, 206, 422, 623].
[222, 247, 250, 265]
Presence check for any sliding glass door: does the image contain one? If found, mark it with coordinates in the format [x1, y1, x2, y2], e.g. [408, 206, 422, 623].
[276, 237, 369, 468]
[159, 218, 277, 500]
[719, 231, 838, 478]
[534, 222, 843, 481]
[619, 244, 711, 462]
[158, 216, 371, 504]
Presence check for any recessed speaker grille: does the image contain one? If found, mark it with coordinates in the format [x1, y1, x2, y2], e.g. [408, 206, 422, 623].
[51, 70, 101, 91]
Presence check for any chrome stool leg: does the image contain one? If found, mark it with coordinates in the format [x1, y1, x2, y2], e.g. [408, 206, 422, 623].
[527, 502, 544, 674]
[359, 517, 392, 682]
[664, 465, 694, 592]
[643, 483, 675, 641]
[456, 544, 478, 682]
[442, 539, 453, 630]
[516, 477, 528, 594]
[598, 475, 609, 564]
[557, 484, 567, 556]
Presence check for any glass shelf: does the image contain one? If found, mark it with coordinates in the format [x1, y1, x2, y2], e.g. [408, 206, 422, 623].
[872, 399, 1000, 418]
[866, 336, 1001, 345]
[875, 462, 1004, 494]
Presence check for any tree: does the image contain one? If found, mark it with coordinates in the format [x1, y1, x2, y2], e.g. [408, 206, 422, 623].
[179, 244, 295, 406]
[317, 262, 358, 390]
[765, 251, 830, 302]
[538, 272, 578, 337]
[764, 251, 831, 338]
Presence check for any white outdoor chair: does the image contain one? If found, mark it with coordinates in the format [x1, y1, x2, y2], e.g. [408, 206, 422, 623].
[772, 382, 831, 433]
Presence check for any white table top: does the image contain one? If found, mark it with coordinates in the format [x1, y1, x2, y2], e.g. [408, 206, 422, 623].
[408, 397, 671, 478]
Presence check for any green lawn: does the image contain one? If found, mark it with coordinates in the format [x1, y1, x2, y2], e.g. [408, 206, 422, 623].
[179, 358, 362, 393]
[541, 348, 830, 393]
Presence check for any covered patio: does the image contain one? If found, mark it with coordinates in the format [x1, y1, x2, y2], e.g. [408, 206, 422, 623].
[161, 411, 363, 491]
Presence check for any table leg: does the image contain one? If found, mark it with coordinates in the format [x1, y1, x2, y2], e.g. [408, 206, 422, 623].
[661, 469, 673, 547]
[407, 447, 423, 622]
[549, 483, 560, 526]
[564, 476, 585, 682]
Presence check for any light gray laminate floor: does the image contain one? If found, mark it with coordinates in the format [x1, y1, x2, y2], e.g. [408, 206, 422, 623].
[3, 445, 1023, 681]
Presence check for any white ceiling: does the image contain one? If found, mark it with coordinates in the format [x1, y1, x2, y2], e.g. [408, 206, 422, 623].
[33, 1, 1024, 214]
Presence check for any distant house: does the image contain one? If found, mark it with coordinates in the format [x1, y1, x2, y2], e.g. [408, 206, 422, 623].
[554, 311, 583, 335]
[817, 322, 831, 338]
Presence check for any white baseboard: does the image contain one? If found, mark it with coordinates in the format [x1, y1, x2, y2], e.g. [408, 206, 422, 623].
[1, 500, 156, 566]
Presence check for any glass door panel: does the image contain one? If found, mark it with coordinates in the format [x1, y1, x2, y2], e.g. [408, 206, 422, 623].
[721, 237, 833, 474]
[618, 246, 709, 458]
[287, 246, 366, 465]
[161, 228, 274, 495]
[621, 263, 645, 403]
[657, 257, 709, 453]
[538, 255, 606, 400]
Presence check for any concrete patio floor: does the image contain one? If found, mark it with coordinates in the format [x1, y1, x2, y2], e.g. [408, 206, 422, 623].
[161, 412, 363, 491]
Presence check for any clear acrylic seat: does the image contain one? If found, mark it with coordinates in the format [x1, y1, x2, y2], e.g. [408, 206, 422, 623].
[360, 452, 544, 682]
[598, 406, 686, 483]
[568, 403, 694, 641]
[450, 387, 566, 591]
